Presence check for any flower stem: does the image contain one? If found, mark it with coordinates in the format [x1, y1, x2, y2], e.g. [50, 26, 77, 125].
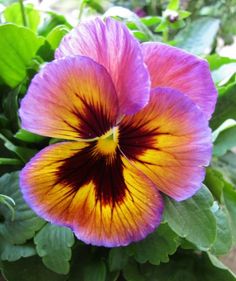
[18, 0, 27, 27]
[162, 28, 169, 42]
[78, 0, 85, 21]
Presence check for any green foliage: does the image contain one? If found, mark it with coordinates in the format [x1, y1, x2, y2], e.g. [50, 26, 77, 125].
[210, 207, 232, 255]
[175, 17, 220, 55]
[207, 54, 236, 71]
[109, 247, 129, 271]
[1, 256, 67, 281]
[0, 172, 45, 244]
[123, 260, 146, 281]
[126, 223, 180, 265]
[46, 25, 70, 50]
[218, 152, 236, 186]
[0, 24, 44, 87]
[138, 252, 236, 281]
[214, 125, 236, 157]
[0, 133, 37, 163]
[164, 186, 217, 250]
[4, 3, 40, 32]
[0, 238, 36, 262]
[38, 11, 72, 37]
[167, 0, 180, 10]
[223, 183, 236, 245]
[83, 259, 107, 281]
[34, 224, 75, 274]
[210, 80, 236, 130]
[0, 0, 236, 280]
[14, 129, 46, 144]
[104, 6, 156, 41]
[212, 63, 236, 85]
[205, 165, 236, 245]
[0, 158, 21, 165]
[67, 246, 108, 281]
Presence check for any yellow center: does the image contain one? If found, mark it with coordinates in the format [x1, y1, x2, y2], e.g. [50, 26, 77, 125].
[96, 127, 119, 155]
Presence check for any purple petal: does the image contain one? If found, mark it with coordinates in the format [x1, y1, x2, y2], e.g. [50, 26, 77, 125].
[20, 141, 164, 247]
[119, 87, 212, 201]
[142, 42, 217, 120]
[19, 56, 119, 140]
[56, 17, 150, 115]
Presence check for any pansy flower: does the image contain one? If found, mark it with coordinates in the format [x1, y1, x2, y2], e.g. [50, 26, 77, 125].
[19, 18, 217, 247]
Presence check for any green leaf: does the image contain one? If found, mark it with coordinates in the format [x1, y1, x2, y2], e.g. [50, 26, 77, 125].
[132, 31, 149, 41]
[223, 183, 236, 244]
[205, 168, 227, 201]
[212, 63, 236, 85]
[168, 19, 185, 30]
[123, 260, 146, 281]
[69, 245, 108, 281]
[0, 114, 8, 129]
[67, 245, 89, 281]
[213, 125, 236, 156]
[210, 152, 236, 187]
[141, 258, 197, 281]
[0, 172, 45, 244]
[207, 253, 236, 280]
[210, 207, 232, 255]
[15, 129, 45, 143]
[141, 16, 162, 27]
[0, 139, 19, 176]
[207, 54, 236, 71]
[38, 11, 71, 37]
[155, 19, 168, 32]
[1, 256, 68, 281]
[212, 119, 236, 142]
[210, 81, 236, 130]
[36, 40, 55, 62]
[164, 185, 217, 250]
[0, 193, 15, 220]
[4, 3, 40, 32]
[109, 247, 129, 272]
[126, 223, 180, 265]
[85, 0, 105, 13]
[0, 133, 37, 163]
[0, 236, 36, 261]
[34, 224, 75, 275]
[46, 25, 70, 50]
[84, 259, 107, 281]
[140, 251, 236, 281]
[0, 24, 44, 88]
[0, 158, 21, 165]
[167, 0, 179, 10]
[179, 10, 191, 20]
[105, 271, 120, 281]
[175, 17, 220, 55]
[104, 7, 155, 41]
[205, 165, 236, 245]
[180, 238, 197, 250]
[2, 86, 20, 132]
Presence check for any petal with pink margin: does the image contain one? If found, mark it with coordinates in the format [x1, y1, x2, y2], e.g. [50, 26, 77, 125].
[19, 56, 119, 140]
[20, 141, 163, 247]
[56, 17, 150, 115]
[142, 42, 217, 120]
[119, 87, 212, 201]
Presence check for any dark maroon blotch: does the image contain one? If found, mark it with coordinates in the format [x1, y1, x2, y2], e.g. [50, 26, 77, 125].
[55, 143, 126, 206]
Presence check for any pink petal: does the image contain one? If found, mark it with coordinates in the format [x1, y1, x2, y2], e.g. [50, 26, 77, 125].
[142, 42, 217, 120]
[19, 56, 119, 140]
[119, 87, 212, 201]
[20, 141, 163, 247]
[56, 17, 150, 115]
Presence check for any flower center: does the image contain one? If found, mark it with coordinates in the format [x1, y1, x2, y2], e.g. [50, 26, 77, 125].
[96, 127, 119, 155]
